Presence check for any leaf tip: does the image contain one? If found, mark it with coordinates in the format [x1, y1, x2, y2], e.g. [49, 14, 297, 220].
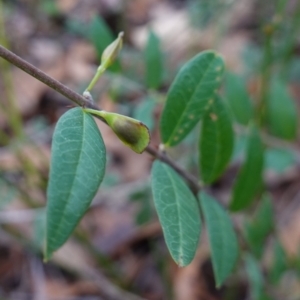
[177, 257, 186, 268]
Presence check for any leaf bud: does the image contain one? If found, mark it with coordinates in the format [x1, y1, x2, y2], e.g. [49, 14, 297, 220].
[85, 109, 150, 153]
[101, 32, 124, 69]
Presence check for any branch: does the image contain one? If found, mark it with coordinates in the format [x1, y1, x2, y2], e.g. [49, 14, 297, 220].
[0, 44, 202, 193]
[0, 45, 95, 109]
[146, 145, 202, 193]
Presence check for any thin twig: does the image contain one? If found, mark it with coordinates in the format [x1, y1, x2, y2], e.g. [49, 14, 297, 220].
[0, 45, 95, 109]
[0, 44, 202, 193]
[146, 145, 203, 193]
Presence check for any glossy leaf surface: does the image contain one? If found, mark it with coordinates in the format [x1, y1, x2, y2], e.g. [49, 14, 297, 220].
[199, 192, 238, 287]
[144, 30, 163, 89]
[199, 96, 234, 183]
[160, 50, 224, 146]
[230, 126, 264, 211]
[151, 161, 201, 266]
[45, 108, 106, 260]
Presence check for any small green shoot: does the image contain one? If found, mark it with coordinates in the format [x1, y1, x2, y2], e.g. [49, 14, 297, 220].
[84, 108, 150, 154]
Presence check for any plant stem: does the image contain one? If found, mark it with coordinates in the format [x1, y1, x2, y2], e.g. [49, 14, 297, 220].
[85, 65, 106, 93]
[0, 44, 202, 194]
[146, 145, 202, 193]
[0, 44, 95, 109]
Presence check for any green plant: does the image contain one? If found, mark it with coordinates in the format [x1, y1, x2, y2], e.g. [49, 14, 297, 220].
[0, 5, 300, 296]
[44, 35, 238, 286]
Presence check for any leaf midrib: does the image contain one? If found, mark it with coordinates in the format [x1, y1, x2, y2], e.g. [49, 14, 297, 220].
[164, 164, 184, 265]
[167, 54, 219, 145]
[47, 110, 86, 253]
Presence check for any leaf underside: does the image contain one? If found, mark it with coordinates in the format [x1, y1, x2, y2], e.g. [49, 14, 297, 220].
[200, 192, 238, 287]
[45, 107, 106, 260]
[151, 161, 201, 266]
[160, 50, 224, 147]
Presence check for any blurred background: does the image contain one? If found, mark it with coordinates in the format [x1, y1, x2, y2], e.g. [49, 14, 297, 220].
[0, 0, 300, 299]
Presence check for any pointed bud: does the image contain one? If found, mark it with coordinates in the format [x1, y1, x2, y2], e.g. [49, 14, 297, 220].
[84, 109, 150, 153]
[101, 32, 124, 69]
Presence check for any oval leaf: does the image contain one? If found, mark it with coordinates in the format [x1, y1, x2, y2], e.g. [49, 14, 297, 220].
[244, 195, 273, 258]
[245, 254, 264, 300]
[265, 147, 296, 174]
[199, 96, 234, 183]
[133, 96, 157, 131]
[45, 108, 106, 260]
[224, 72, 254, 125]
[160, 50, 224, 146]
[266, 78, 297, 140]
[230, 126, 264, 211]
[144, 30, 163, 89]
[89, 16, 120, 72]
[199, 192, 239, 287]
[269, 240, 287, 284]
[151, 161, 201, 266]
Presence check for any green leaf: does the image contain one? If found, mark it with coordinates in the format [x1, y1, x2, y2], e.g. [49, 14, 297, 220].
[101, 32, 123, 69]
[40, 0, 59, 16]
[230, 126, 264, 211]
[231, 134, 248, 161]
[265, 147, 296, 173]
[144, 30, 163, 89]
[243, 195, 273, 258]
[245, 254, 264, 300]
[160, 50, 224, 146]
[133, 96, 157, 131]
[269, 240, 287, 284]
[199, 96, 234, 183]
[266, 78, 297, 140]
[199, 192, 239, 287]
[151, 161, 201, 266]
[45, 108, 106, 260]
[88, 16, 120, 72]
[224, 72, 254, 125]
[129, 187, 153, 225]
[33, 209, 46, 251]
